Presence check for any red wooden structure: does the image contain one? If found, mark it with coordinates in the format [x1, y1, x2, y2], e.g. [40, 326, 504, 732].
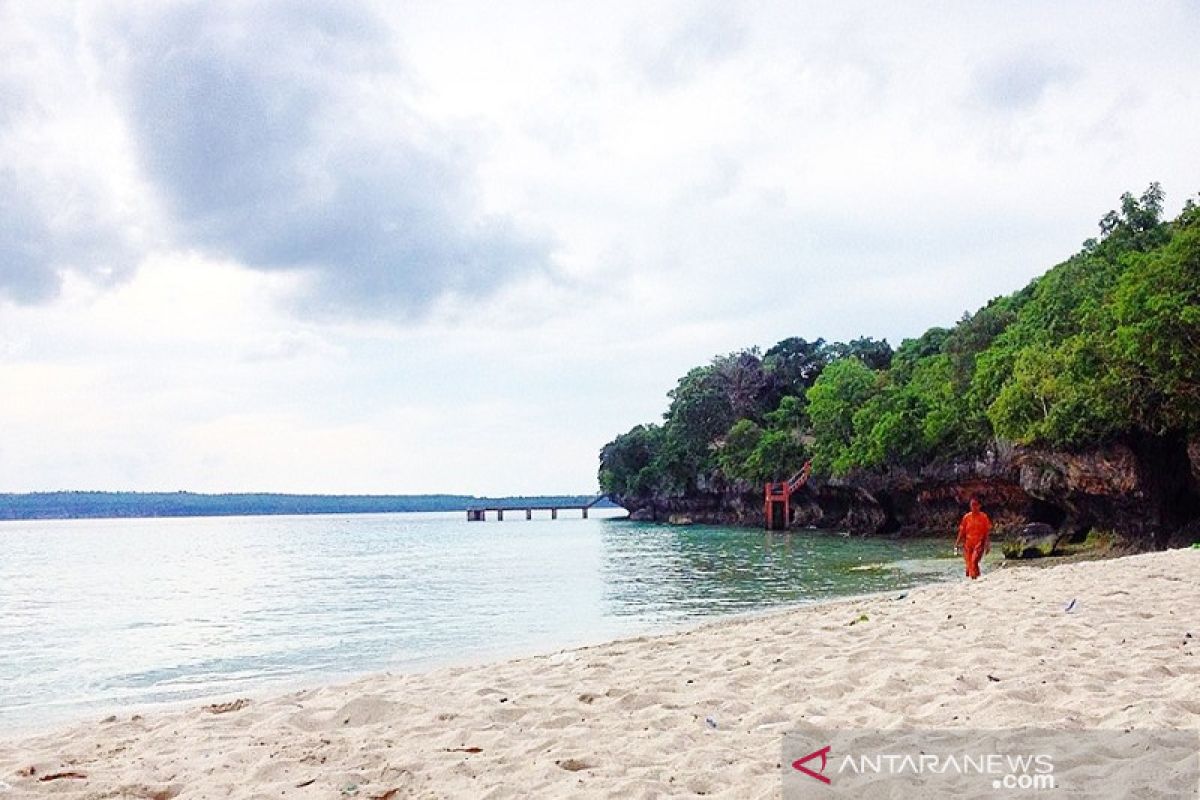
[763, 461, 812, 530]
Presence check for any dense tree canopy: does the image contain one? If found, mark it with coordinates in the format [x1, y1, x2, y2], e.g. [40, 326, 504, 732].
[600, 186, 1200, 496]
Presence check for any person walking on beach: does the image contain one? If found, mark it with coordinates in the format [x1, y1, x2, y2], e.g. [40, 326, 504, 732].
[955, 498, 991, 579]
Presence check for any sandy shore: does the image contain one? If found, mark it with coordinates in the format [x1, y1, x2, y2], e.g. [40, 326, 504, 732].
[1, 549, 1197, 798]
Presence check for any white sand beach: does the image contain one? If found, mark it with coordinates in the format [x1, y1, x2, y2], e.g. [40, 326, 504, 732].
[2, 549, 1197, 799]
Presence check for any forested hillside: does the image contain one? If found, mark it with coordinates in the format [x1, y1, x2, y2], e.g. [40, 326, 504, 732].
[600, 186, 1200, 544]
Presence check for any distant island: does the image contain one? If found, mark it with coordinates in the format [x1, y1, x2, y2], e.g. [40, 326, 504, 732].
[600, 185, 1200, 551]
[0, 491, 618, 521]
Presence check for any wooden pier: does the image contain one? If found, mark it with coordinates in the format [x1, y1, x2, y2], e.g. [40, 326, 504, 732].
[467, 496, 609, 521]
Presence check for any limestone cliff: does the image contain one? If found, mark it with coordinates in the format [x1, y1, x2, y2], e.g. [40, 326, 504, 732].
[617, 434, 1200, 549]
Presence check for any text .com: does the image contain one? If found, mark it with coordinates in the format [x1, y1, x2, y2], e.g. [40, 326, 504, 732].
[994, 772, 1057, 791]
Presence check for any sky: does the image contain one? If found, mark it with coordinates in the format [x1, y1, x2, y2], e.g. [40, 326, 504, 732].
[1, 0, 1198, 496]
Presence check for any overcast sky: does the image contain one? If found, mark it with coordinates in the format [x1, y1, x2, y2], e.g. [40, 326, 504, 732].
[1, 0, 1198, 496]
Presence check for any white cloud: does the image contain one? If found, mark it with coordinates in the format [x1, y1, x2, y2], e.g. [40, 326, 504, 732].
[0, 4, 153, 301]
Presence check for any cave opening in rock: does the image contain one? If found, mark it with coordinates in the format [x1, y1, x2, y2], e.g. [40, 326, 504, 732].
[1131, 432, 1200, 532]
[874, 492, 902, 535]
[1028, 497, 1068, 529]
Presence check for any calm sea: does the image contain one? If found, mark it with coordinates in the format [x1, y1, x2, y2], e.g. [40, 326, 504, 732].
[0, 511, 962, 732]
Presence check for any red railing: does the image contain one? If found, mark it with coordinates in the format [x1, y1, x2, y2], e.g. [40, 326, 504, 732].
[764, 460, 812, 530]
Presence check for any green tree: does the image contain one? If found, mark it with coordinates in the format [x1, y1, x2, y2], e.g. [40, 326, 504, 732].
[907, 354, 981, 454]
[986, 335, 1124, 446]
[806, 357, 879, 475]
[717, 419, 765, 482]
[743, 429, 808, 482]
[764, 394, 808, 431]
[890, 327, 951, 383]
[844, 385, 919, 469]
[598, 424, 665, 496]
[979, 184, 1178, 447]
[824, 337, 894, 371]
[943, 295, 1023, 387]
[658, 364, 735, 489]
[1097, 182, 1168, 253]
[718, 406, 810, 484]
[842, 354, 982, 470]
[763, 336, 830, 401]
[711, 349, 770, 420]
[1110, 217, 1200, 433]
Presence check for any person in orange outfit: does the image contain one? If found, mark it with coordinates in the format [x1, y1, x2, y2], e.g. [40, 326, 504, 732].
[955, 498, 991, 579]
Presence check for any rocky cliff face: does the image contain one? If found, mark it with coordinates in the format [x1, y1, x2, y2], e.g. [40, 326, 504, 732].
[617, 434, 1200, 549]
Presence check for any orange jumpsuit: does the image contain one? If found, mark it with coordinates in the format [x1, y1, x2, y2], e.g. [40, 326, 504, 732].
[957, 510, 991, 579]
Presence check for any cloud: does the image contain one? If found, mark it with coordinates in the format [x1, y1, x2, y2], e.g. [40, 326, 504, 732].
[103, 0, 552, 317]
[0, 178, 63, 303]
[0, 155, 141, 310]
[0, 8, 143, 305]
[631, 5, 747, 88]
[970, 53, 1077, 112]
[0, 164, 144, 300]
[0, 1, 550, 315]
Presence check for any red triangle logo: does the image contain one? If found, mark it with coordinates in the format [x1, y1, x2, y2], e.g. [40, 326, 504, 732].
[792, 745, 832, 784]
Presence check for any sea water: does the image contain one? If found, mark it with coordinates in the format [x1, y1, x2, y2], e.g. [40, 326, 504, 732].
[0, 511, 963, 732]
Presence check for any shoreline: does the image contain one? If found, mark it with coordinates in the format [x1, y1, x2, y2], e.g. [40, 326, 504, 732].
[0, 560, 966, 740]
[2, 548, 1197, 797]
[0, 519, 962, 738]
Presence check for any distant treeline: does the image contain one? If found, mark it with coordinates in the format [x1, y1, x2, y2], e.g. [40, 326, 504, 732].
[0, 492, 618, 521]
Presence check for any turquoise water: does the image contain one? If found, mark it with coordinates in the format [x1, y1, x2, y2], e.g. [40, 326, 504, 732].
[0, 511, 963, 732]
